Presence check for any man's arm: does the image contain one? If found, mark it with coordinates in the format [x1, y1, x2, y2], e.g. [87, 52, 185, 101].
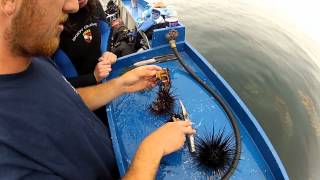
[67, 74, 97, 88]
[76, 77, 124, 111]
[77, 65, 161, 111]
[123, 121, 196, 180]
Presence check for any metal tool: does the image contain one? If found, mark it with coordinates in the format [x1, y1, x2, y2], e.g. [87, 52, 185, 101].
[179, 99, 196, 153]
[133, 54, 177, 67]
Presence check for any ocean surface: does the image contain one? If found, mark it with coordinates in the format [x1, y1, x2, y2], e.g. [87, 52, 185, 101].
[168, 0, 320, 179]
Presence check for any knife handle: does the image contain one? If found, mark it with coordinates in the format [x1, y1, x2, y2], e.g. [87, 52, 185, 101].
[187, 134, 196, 153]
[133, 58, 156, 67]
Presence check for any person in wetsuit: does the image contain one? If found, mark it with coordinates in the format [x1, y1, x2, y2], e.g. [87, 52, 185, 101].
[57, 0, 114, 124]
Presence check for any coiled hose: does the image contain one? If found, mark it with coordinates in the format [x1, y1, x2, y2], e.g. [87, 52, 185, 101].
[166, 30, 241, 179]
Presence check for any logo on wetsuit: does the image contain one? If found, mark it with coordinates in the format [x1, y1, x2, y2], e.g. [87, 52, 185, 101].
[83, 29, 93, 43]
[72, 22, 97, 42]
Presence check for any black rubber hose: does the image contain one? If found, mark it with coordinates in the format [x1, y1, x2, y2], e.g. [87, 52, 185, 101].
[167, 31, 241, 179]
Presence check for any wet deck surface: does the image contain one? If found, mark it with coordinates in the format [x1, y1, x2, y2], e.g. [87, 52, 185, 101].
[107, 50, 274, 179]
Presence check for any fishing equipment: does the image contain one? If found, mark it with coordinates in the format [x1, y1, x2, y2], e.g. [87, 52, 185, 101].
[166, 29, 241, 179]
[179, 99, 196, 153]
[110, 19, 136, 57]
[105, 0, 120, 24]
[133, 54, 176, 67]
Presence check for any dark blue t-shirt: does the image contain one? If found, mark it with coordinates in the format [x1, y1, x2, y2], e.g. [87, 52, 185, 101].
[0, 57, 119, 179]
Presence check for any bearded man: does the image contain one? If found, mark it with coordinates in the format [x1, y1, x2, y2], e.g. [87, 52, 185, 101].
[0, 0, 195, 179]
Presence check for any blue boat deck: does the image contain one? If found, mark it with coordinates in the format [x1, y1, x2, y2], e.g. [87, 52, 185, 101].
[107, 43, 286, 179]
[107, 0, 288, 179]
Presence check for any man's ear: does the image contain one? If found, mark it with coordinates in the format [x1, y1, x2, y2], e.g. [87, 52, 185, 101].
[0, 0, 17, 16]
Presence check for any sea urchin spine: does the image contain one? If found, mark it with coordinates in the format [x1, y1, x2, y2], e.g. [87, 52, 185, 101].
[194, 128, 236, 177]
[150, 85, 175, 115]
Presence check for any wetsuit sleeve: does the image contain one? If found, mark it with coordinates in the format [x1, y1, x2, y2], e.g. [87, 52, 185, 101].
[67, 73, 97, 88]
[0, 144, 63, 180]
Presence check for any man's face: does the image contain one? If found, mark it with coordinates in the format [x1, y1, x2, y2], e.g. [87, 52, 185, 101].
[78, 0, 88, 8]
[6, 0, 78, 57]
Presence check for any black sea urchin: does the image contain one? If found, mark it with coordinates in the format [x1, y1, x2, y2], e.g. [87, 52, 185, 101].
[194, 128, 236, 177]
[150, 86, 175, 115]
[150, 68, 176, 115]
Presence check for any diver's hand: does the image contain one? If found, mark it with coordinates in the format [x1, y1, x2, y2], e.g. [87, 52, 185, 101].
[118, 65, 162, 93]
[145, 121, 196, 156]
[94, 52, 117, 82]
[100, 51, 117, 64]
[93, 59, 112, 82]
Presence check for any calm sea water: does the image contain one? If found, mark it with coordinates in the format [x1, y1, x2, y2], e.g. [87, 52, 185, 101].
[168, 0, 320, 179]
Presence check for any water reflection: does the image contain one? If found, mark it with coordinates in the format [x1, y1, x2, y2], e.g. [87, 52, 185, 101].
[170, 0, 320, 179]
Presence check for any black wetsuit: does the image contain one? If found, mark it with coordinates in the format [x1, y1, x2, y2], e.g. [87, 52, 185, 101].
[0, 57, 119, 179]
[59, 1, 108, 124]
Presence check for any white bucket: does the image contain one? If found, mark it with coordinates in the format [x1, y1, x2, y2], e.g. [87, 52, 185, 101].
[165, 17, 179, 27]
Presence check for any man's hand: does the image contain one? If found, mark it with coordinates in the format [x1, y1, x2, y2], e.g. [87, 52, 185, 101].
[123, 121, 196, 180]
[145, 120, 196, 156]
[93, 52, 117, 82]
[77, 65, 162, 111]
[118, 65, 162, 93]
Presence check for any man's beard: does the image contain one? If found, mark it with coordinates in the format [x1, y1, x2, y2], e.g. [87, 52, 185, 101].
[5, 0, 66, 57]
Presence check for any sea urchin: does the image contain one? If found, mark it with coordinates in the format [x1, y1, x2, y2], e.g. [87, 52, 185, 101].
[194, 128, 236, 177]
[150, 68, 175, 115]
[150, 86, 175, 115]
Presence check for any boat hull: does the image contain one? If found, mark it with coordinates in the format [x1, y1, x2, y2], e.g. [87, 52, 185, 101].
[106, 0, 288, 179]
